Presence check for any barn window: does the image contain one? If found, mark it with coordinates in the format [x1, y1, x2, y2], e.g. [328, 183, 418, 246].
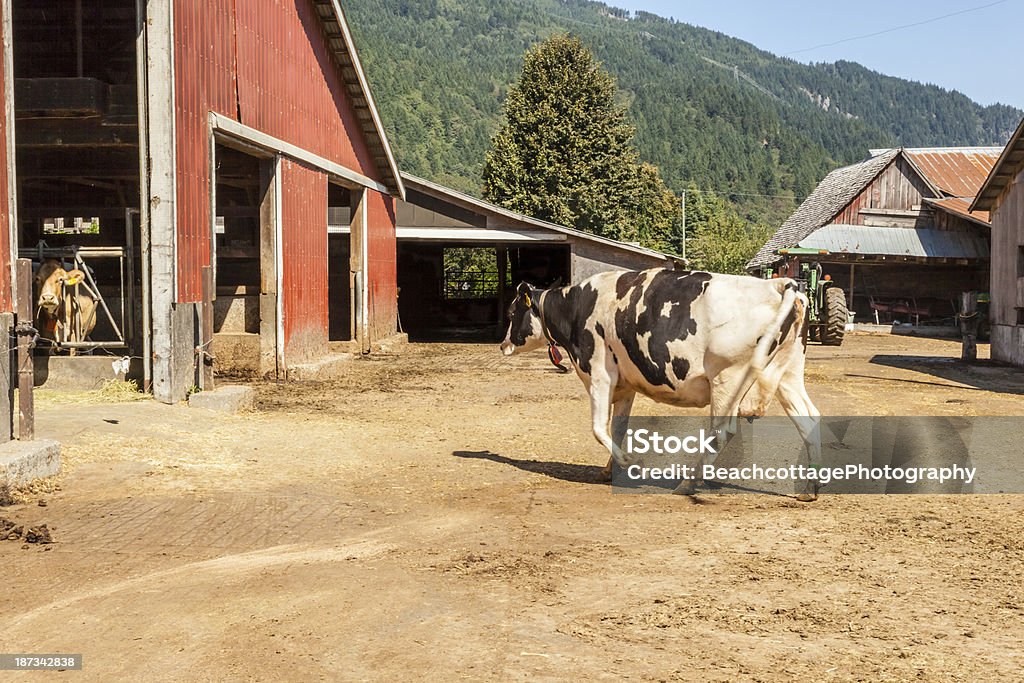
[442, 247, 504, 299]
[1018, 245, 1024, 279]
[1017, 308, 1024, 326]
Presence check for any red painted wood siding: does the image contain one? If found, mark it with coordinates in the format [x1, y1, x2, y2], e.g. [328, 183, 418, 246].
[280, 159, 328, 365]
[366, 190, 397, 340]
[173, 0, 385, 302]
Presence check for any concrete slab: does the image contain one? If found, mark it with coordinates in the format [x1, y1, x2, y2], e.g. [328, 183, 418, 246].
[33, 355, 119, 391]
[0, 438, 61, 486]
[287, 353, 356, 381]
[188, 385, 255, 414]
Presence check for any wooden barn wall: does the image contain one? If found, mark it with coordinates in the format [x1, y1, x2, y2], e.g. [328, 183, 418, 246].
[280, 159, 328, 367]
[173, 0, 385, 303]
[0, 27, 10, 315]
[990, 165, 1024, 333]
[833, 157, 934, 225]
[366, 190, 397, 341]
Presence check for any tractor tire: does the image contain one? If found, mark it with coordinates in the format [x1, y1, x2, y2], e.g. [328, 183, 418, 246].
[822, 286, 848, 346]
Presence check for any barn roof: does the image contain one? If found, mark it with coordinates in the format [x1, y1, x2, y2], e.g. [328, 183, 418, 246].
[749, 146, 1002, 270]
[312, 1, 404, 198]
[400, 173, 674, 262]
[797, 224, 989, 261]
[898, 147, 1002, 198]
[746, 148, 899, 268]
[923, 197, 990, 227]
[972, 117, 1024, 212]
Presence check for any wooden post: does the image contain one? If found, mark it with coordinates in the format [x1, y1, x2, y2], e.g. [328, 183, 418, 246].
[959, 291, 979, 362]
[496, 245, 507, 340]
[200, 266, 215, 390]
[15, 259, 35, 441]
[848, 263, 855, 316]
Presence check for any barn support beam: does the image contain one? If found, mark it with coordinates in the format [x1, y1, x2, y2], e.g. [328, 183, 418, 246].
[143, 0, 179, 403]
[350, 188, 369, 353]
[3, 0, 18, 308]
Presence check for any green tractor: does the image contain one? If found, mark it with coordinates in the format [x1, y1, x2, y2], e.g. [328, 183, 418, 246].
[769, 248, 849, 346]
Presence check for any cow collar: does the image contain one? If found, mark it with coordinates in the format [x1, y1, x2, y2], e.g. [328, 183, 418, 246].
[535, 290, 570, 374]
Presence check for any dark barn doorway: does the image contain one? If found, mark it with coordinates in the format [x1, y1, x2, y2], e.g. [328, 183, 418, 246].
[12, 0, 143, 362]
[397, 242, 570, 342]
[328, 182, 353, 342]
[212, 143, 276, 377]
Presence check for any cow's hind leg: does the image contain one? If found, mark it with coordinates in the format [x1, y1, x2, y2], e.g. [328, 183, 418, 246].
[776, 369, 822, 502]
[600, 391, 635, 482]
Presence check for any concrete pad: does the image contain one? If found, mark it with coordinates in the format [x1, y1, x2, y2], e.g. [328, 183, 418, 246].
[188, 385, 255, 414]
[33, 355, 120, 391]
[286, 353, 356, 381]
[0, 439, 61, 486]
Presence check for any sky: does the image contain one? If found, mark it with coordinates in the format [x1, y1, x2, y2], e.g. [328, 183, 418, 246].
[607, 0, 1024, 109]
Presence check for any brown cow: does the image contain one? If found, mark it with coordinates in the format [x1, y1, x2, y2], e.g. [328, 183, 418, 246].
[35, 259, 98, 353]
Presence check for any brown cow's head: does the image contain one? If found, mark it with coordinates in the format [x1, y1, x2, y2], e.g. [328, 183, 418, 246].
[35, 259, 68, 314]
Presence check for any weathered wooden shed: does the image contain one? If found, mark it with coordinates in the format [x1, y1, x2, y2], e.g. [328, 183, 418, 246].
[0, 0, 404, 404]
[749, 147, 999, 325]
[972, 118, 1024, 365]
[394, 174, 672, 340]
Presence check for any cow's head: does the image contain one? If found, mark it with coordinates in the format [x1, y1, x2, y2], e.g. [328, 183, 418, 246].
[35, 259, 68, 314]
[500, 282, 547, 356]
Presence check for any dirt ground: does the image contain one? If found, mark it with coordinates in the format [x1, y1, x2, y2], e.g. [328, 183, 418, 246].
[2, 333, 1024, 681]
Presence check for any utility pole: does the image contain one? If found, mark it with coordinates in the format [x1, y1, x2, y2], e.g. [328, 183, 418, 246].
[680, 190, 686, 261]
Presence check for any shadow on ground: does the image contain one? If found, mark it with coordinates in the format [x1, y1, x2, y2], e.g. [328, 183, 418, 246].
[452, 449, 605, 485]
[868, 355, 1024, 395]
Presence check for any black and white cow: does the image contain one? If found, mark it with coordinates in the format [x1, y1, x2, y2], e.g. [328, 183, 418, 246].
[500, 267, 822, 501]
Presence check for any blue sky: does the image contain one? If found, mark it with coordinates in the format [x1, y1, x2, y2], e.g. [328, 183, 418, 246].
[607, 0, 1023, 109]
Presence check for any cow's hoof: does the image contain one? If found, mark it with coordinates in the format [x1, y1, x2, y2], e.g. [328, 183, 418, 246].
[597, 468, 613, 483]
[795, 492, 818, 503]
[673, 480, 698, 496]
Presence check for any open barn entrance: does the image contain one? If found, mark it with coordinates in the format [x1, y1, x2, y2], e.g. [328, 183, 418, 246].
[12, 0, 144, 384]
[328, 182, 353, 343]
[212, 143, 278, 377]
[397, 242, 570, 342]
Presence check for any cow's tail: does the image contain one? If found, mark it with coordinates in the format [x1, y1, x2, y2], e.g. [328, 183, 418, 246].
[725, 281, 800, 414]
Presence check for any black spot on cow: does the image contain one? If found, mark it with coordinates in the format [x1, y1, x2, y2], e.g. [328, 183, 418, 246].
[538, 283, 600, 374]
[614, 269, 712, 389]
[595, 322, 605, 339]
[615, 271, 647, 299]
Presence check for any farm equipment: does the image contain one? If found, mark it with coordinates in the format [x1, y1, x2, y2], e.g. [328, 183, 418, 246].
[770, 248, 849, 346]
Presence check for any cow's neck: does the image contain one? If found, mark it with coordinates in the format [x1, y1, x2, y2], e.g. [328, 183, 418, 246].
[538, 287, 577, 360]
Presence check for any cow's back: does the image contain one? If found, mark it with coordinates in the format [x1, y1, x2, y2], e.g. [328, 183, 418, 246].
[583, 268, 793, 405]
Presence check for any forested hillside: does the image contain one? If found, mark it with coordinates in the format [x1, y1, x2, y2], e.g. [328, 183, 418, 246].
[344, 0, 1021, 226]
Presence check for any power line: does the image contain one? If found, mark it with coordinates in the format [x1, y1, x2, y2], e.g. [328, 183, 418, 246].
[784, 0, 1010, 56]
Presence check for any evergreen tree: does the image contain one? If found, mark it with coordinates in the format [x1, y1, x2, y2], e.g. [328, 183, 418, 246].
[482, 34, 681, 250]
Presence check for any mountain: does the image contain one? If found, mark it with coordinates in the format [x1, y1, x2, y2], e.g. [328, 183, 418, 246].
[343, 0, 1022, 225]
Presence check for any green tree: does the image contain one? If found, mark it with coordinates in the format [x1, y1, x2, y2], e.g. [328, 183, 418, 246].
[683, 187, 773, 274]
[482, 34, 681, 250]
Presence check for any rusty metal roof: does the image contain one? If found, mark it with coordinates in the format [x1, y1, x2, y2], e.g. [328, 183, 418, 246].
[924, 197, 990, 226]
[901, 147, 1002, 198]
[312, 0, 404, 198]
[972, 117, 1024, 212]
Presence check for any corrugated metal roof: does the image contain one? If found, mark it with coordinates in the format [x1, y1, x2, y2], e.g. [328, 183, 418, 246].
[798, 224, 989, 260]
[972, 117, 1024, 212]
[401, 173, 674, 261]
[747, 149, 899, 268]
[902, 147, 1002, 198]
[923, 197, 990, 226]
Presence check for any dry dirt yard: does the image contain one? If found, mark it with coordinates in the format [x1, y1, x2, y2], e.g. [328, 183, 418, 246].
[2, 333, 1024, 681]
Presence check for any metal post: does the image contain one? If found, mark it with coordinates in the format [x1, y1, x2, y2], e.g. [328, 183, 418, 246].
[15, 259, 35, 441]
[848, 263, 855, 316]
[200, 266, 215, 390]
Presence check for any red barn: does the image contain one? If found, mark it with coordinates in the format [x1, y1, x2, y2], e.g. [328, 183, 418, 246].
[0, 0, 404, 404]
